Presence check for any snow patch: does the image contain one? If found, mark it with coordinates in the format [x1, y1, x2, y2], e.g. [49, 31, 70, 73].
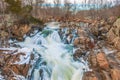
[0, 75, 5, 80]
[103, 47, 117, 55]
[0, 47, 17, 51]
[14, 48, 32, 64]
[13, 74, 26, 80]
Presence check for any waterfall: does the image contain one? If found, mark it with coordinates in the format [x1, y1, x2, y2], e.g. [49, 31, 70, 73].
[15, 22, 89, 80]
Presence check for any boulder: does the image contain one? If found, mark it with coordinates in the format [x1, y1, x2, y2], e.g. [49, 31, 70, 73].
[99, 25, 111, 33]
[107, 27, 117, 42]
[10, 64, 30, 77]
[73, 37, 80, 47]
[115, 52, 120, 60]
[106, 18, 120, 50]
[73, 37, 90, 47]
[22, 64, 30, 76]
[0, 48, 32, 79]
[11, 65, 21, 75]
[73, 49, 85, 59]
[107, 17, 117, 25]
[107, 54, 120, 68]
[12, 24, 31, 41]
[113, 37, 120, 50]
[100, 70, 111, 80]
[89, 24, 99, 37]
[88, 52, 98, 69]
[82, 71, 98, 80]
[110, 68, 120, 80]
[100, 19, 107, 26]
[107, 18, 120, 42]
[77, 28, 87, 37]
[87, 39, 95, 50]
[0, 30, 9, 40]
[96, 53, 109, 70]
[113, 18, 120, 29]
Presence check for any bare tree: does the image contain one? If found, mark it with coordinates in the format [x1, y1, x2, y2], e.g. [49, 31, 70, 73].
[64, 0, 72, 17]
[53, 0, 61, 16]
[34, 0, 44, 17]
[21, 0, 34, 6]
[72, 0, 77, 15]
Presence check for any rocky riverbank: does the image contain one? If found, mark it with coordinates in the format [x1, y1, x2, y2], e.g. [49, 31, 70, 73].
[58, 17, 120, 80]
[0, 48, 33, 80]
[0, 17, 120, 80]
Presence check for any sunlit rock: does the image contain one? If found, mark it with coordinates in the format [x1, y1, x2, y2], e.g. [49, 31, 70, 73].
[12, 24, 31, 41]
[110, 68, 120, 80]
[113, 37, 120, 50]
[73, 37, 80, 47]
[100, 70, 111, 80]
[88, 52, 98, 69]
[113, 18, 120, 29]
[107, 27, 117, 42]
[96, 52, 109, 70]
[82, 71, 98, 80]
[0, 48, 32, 79]
[115, 52, 120, 60]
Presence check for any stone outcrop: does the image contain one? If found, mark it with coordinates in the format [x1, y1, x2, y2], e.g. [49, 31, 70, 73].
[113, 37, 120, 50]
[116, 52, 120, 60]
[96, 53, 109, 70]
[107, 18, 120, 50]
[68, 18, 120, 80]
[110, 69, 120, 80]
[0, 15, 120, 80]
[11, 25, 31, 41]
[0, 48, 33, 80]
[88, 52, 98, 69]
[84, 51, 120, 80]
[83, 71, 98, 80]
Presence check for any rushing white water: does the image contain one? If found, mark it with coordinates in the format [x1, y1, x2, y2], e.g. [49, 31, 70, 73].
[15, 22, 89, 80]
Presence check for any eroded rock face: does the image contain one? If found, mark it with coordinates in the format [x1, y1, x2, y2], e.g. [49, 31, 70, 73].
[0, 48, 33, 80]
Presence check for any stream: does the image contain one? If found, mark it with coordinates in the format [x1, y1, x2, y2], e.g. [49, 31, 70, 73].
[14, 22, 89, 80]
